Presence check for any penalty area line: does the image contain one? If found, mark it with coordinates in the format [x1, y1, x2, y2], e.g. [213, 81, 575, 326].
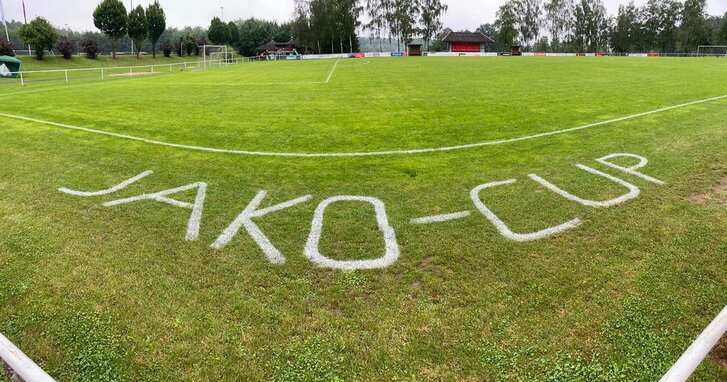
[0, 94, 725, 158]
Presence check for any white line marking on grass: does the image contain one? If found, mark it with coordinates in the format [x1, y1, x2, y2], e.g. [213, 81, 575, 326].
[104, 182, 207, 241]
[305, 196, 399, 270]
[660, 305, 727, 382]
[596, 153, 666, 185]
[470, 180, 582, 242]
[59, 170, 153, 196]
[411, 211, 471, 224]
[529, 164, 641, 208]
[210, 191, 312, 264]
[0, 94, 725, 158]
[324, 59, 340, 83]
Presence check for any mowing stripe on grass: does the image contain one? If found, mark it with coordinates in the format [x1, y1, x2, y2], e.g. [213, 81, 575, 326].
[0, 94, 725, 158]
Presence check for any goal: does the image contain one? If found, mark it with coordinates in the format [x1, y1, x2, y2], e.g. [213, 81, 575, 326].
[200, 45, 234, 68]
[697, 45, 727, 57]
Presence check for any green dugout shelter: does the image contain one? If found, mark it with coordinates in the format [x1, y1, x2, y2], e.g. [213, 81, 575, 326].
[0, 56, 22, 78]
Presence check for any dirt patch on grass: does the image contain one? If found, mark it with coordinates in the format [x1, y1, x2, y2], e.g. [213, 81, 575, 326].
[709, 335, 727, 368]
[688, 177, 727, 206]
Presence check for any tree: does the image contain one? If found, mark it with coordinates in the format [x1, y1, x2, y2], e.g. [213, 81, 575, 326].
[18, 17, 58, 60]
[394, 0, 419, 49]
[720, 13, 727, 44]
[680, 0, 709, 52]
[228, 22, 240, 45]
[128, 5, 147, 58]
[611, 2, 639, 53]
[0, 39, 15, 56]
[572, 0, 609, 52]
[56, 36, 74, 59]
[419, 0, 448, 52]
[495, 1, 519, 49]
[513, 0, 542, 49]
[93, 0, 127, 59]
[544, 0, 574, 52]
[237, 18, 280, 56]
[146, 1, 166, 58]
[208, 17, 228, 45]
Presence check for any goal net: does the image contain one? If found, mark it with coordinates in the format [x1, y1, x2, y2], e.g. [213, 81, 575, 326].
[697, 46, 727, 57]
[201, 45, 234, 67]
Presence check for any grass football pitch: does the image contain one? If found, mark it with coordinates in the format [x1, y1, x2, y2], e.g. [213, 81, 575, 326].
[0, 57, 725, 381]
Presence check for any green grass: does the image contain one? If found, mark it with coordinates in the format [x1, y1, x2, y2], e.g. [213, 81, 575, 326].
[0, 57, 725, 381]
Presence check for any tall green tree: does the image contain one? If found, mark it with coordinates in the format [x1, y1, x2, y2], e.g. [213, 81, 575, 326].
[236, 18, 280, 56]
[393, 0, 418, 49]
[611, 2, 639, 53]
[680, 0, 709, 52]
[495, 1, 519, 49]
[513, 0, 542, 49]
[419, 0, 448, 52]
[720, 13, 727, 44]
[227, 22, 240, 45]
[573, 0, 609, 52]
[544, 0, 574, 52]
[208, 17, 228, 45]
[18, 17, 58, 60]
[146, 1, 166, 58]
[93, 0, 128, 58]
[127, 5, 147, 58]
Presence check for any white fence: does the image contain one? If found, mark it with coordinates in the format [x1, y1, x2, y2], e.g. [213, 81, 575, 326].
[2, 58, 247, 88]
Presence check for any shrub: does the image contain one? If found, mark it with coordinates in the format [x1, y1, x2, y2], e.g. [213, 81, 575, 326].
[57, 36, 74, 59]
[82, 39, 99, 59]
[0, 38, 15, 56]
[161, 40, 172, 57]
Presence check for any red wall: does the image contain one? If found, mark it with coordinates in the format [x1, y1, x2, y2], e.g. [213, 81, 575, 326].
[451, 42, 481, 53]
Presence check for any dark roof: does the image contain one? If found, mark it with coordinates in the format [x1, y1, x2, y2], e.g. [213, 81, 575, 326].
[256, 40, 296, 52]
[442, 31, 494, 44]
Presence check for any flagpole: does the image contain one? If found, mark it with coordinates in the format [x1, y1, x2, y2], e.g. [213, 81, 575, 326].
[0, 0, 9, 42]
[22, 0, 31, 56]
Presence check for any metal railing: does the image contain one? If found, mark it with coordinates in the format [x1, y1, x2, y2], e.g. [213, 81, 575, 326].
[3, 57, 250, 87]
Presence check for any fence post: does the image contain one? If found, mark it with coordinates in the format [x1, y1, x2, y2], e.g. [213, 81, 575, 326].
[169, 64, 172, 72]
[19, 71, 24, 87]
[130, 66, 133, 76]
[65, 70, 69, 83]
[101, 68, 104, 80]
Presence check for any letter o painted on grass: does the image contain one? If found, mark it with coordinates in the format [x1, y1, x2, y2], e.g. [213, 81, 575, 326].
[304, 196, 400, 270]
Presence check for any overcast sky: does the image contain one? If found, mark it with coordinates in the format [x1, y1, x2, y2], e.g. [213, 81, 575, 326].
[3, 0, 726, 32]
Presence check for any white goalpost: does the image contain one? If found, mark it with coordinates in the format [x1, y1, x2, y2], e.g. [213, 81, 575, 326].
[201, 45, 234, 69]
[697, 45, 727, 57]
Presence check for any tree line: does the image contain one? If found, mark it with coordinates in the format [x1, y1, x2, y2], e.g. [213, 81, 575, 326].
[2, 0, 726, 60]
[482, 0, 727, 53]
[289, 0, 448, 54]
